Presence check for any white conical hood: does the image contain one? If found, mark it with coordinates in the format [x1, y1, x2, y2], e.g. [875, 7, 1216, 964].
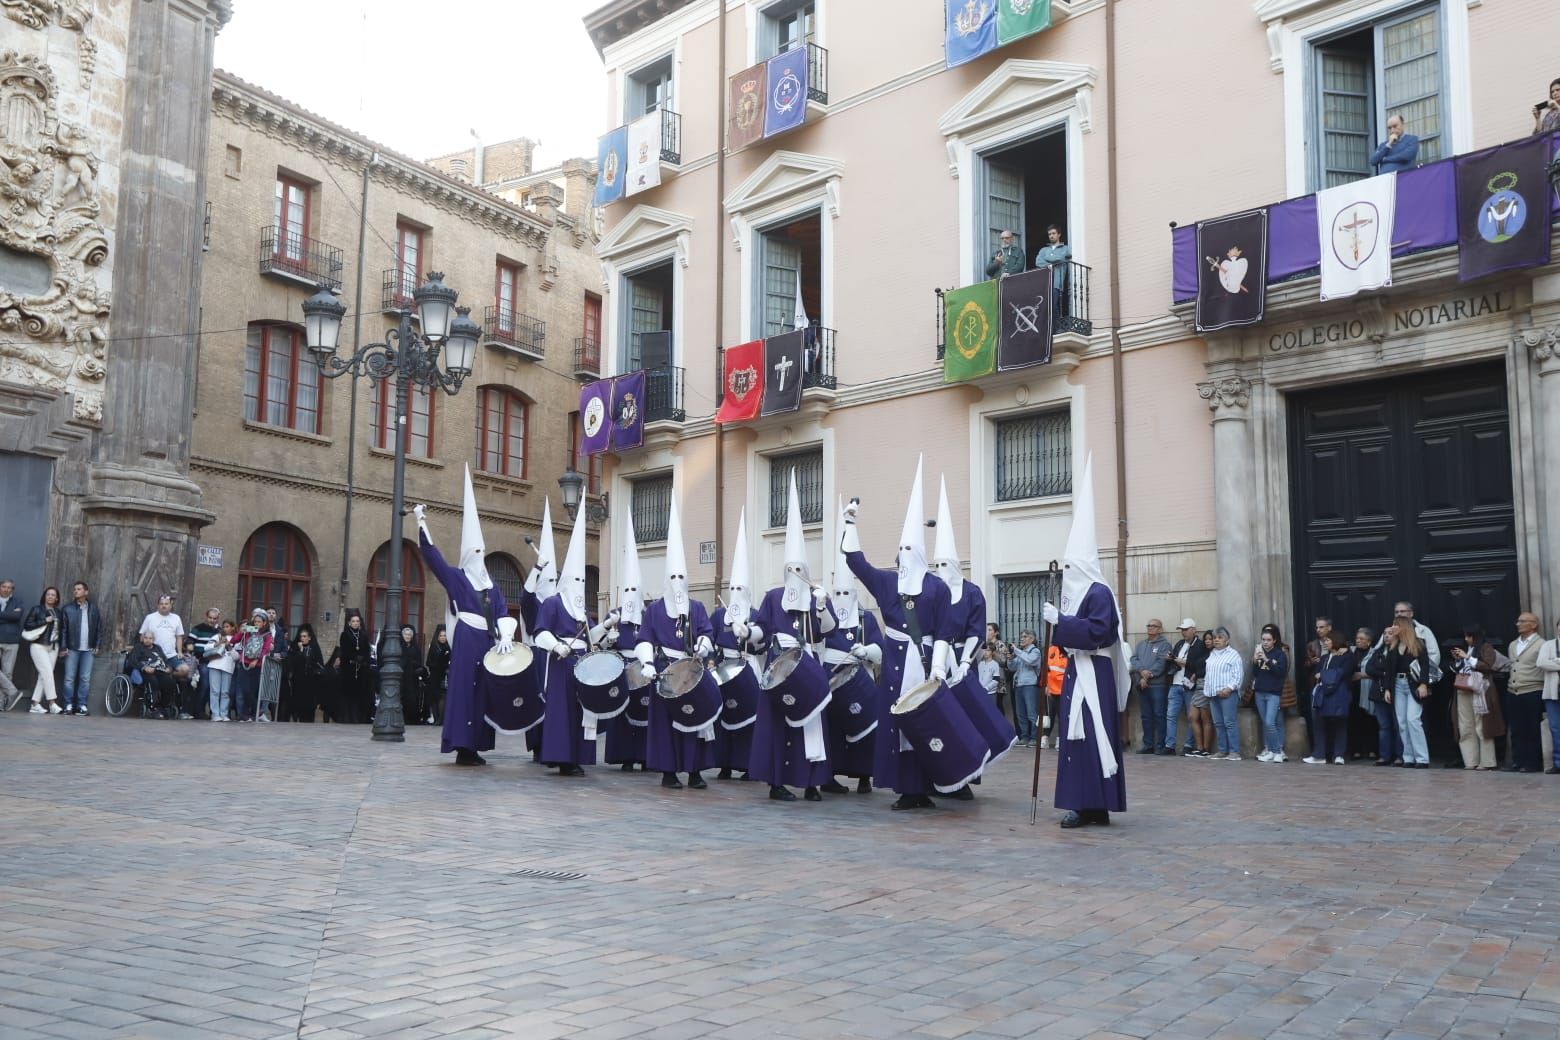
[663, 491, 690, 617]
[781, 469, 811, 612]
[1059, 455, 1131, 710]
[618, 508, 644, 626]
[931, 474, 963, 604]
[459, 465, 492, 591]
[831, 496, 860, 628]
[726, 508, 752, 626]
[558, 498, 590, 622]
[532, 497, 559, 601]
[896, 454, 928, 596]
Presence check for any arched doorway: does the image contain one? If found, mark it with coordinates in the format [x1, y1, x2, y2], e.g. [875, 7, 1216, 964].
[487, 552, 525, 620]
[237, 523, 314, 631]
[366, 540, 425, 638]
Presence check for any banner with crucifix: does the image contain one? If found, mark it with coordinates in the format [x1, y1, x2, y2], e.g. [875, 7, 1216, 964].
[1317, 173, 1396, 301]
[760, 329, 805, 417]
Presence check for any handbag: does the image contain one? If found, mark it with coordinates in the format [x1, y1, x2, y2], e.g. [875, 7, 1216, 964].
[1453, 670, 1488, 696]
[1279, 675, 1296, 711]
[21, 624, 46, 642]
[1239, 682, 1254, 707]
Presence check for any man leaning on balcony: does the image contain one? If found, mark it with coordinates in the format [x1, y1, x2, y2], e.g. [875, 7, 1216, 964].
[985, 230, 1025, 279]
[1370, 115, 1420, 175]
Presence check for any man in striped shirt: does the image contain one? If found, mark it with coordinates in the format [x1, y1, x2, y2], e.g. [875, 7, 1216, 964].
[1204, 628, 1246, 760]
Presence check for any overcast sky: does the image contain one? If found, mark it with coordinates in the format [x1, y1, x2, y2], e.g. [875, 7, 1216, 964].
[215, 0, 607, 170]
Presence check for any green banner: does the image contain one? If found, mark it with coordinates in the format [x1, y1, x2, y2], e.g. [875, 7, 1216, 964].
[997, 0, 1051, 45]
[943, 280, 998, 383]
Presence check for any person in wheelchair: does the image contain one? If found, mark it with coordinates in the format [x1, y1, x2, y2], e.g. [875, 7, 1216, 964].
[126, 629, 180, 719]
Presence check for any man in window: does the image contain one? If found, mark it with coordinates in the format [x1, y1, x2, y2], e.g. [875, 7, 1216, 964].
[1369, 115, 1419, 175]
[1034, 225, 1072, 326]
[985, 229, 1025, 280]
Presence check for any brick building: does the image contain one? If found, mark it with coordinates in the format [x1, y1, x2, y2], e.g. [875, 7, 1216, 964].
[190, 72, 605, 642]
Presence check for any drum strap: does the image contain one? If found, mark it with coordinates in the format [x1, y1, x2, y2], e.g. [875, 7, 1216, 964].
[901, 597, 930, 672]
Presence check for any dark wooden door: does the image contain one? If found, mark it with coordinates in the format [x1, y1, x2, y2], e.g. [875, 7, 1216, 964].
[1288, 361, 1518, 651]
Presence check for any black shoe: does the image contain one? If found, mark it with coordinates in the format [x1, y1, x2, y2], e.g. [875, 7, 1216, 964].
[1546, 767, 1560, 775]
[454, 749, 485, 766]
[1414, 763, 1430, 769]
[890, 794, 932, 811]
[560, 765, 585, 777]
[660, 772, 683, 789]
[1156, 748, 1175, 756]
[717, 768, 733, 780]
[79, 708, 90, 717]
[804, 786, 822, 802]
[769, 785, 797, 802]
[820, 779, 849, 794]
[1089, 810, 1112, 826]
[856, 778, 872, 794]
[1502, 765, 1521, 772]
[1137, 747, 1156, 755]
[1059, 810, 1086, 828]
[687, 772, 707, 789]
[1374, 759, 1393, 767]
[621, 763, 636, 772]
[940, 785, 975, 801]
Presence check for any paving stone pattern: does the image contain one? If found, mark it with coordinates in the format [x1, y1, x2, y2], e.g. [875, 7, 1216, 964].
[3, 716, 1559, 1039]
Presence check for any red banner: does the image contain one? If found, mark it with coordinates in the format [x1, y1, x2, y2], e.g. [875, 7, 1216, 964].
[715, 340, 765, 425]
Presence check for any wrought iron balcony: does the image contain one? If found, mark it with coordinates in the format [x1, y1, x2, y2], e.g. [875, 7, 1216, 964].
[656, 107, 681, 165]
[484, 306, 545, 359]
[644, 365, 685, 424]
[802, 325, 836, 389]
[935, 260, 1093, 360]
[804, 42, 829, 105]
[381, 268, 416, 314]
[573, 337, 602, 380]
[259, 226, 343, 290]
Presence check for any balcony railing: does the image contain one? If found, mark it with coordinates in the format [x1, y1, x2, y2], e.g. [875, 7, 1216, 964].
[259, 226, 343, 290]
[484, 306, 545, 358]
[573, 337, 602, 380]
[935, 261, 1093, 360]
[656, 107, 681, 164]
[381, 268, 416, 314]
[644, 365, 685, 423]
[715, 326, 837, 406]
[804, 42, 828, 105]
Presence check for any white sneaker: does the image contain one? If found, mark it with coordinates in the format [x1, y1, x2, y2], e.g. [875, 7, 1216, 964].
[47, 701, 62, 714]
[1331, 758, 1346, 765]
[1226, 753, 1241, 762]
[1256, 750, 1273, 762]
[1272, 753, 1286, 764]
[257, 714, 270, 723]
[1211, 752, 1228, 760]
[29, 703, 45, 714]
[1302, 756, 1324, 765]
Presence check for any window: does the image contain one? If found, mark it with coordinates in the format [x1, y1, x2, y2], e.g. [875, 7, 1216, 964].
[756, 211, 821, 339]
[622, 260, 675, 371]
[394, 222, 424, 302]
[627, 56, 673, 117]
[495, 261, 520, 334]
[993, 410, 1071, 502]
[768, 448, 823, 528]
[237, 523, 312, 629]
[476, 386, 528, 478]
[274, 174, 311, 266]
[366, 540, 424, 636]
[1311, 5, 1443, 189]
[370, 379, 435, 457]
[224, 145, 242, 179]
[244, 323, 322, 434]
[487, 553, 525, 621]
[631, 473, 674, 543]
[583, 293, 602, 351]
[568, 411, 604, 495]
[762, 1, 815, 59]
[976, 127, 1068, 282]
[995, 572, 1061, 645]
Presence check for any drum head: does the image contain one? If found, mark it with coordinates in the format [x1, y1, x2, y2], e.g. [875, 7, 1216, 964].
[828, 662, 861, 692]
[626, 661, 652, 690]
[891, 677, 941, 715]
[575, 651, 625, 686]
[761, 647, 803, 690]
[660, 658, 703, 698]
[713, 658, 748, 686]
[483, 643, 535, 677]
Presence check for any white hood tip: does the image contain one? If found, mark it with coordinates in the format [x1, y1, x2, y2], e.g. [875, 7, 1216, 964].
[781, 468, 812, 612]
[727, 507, 752, 626]
[558, 495, 591, 622]
[896, 454, 928, 597]
[460, 464, 493, 592]
[932, 474, 963, 603]
[663, 488, 690, 618]
[618, 507, 644, 626]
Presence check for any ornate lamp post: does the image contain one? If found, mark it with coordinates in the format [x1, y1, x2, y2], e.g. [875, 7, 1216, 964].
[558, 465, 609, 524]
[302, 273, 480, 742]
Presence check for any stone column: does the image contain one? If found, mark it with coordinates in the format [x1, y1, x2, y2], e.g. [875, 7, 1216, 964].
[1198, 375, 1256, 649]
[82, 0, 229, 644]
[1522, 325, 1560, 622]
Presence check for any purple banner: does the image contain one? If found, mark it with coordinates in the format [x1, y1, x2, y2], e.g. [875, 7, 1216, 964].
[609, 369, 646, 452]
[763, 46, 808, 138]
[578, 379, 612, 456]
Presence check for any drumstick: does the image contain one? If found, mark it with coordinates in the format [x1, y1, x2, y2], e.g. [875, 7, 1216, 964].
[1029, 618, 1051, 825]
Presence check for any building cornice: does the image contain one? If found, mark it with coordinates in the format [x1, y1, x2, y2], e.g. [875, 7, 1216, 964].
[585, 0, 702, 55]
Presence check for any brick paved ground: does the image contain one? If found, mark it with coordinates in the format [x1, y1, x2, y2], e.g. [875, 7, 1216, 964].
[3, 714, 1558, 1040]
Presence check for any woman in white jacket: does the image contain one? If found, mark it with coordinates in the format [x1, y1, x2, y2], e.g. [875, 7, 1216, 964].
[1537, 621, 1560, 775]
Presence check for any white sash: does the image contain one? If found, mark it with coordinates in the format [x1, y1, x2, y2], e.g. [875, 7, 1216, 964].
[1067, 648, 1119, 779]
[884, 626, 926, 751]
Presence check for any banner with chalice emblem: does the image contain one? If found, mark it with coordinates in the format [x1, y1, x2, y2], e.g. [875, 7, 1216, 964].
[945, 0, 997, 68]
[728, 61, 767, 152]
[625, 113, 662, 196]
[943, 280, 998, 382]
[997, 0, 1050, 44]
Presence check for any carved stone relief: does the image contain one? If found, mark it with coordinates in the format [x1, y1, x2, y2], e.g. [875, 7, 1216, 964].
[0, 50, 110, 423]
[1, 0, 92, 33]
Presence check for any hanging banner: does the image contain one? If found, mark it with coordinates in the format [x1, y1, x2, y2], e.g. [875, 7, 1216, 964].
[716, 340, 765, 425]
[625, 113, 662, 196]
[763, 46, 809, 138]
[997, 0, 1050, 45]
[609, 370, 646, 451]
[1317, 172, 1396, 301]
[592, 126, 628, 206]
[761, 330, 806, 416]
[945, 0, 997, 68]
[578, 379, 613, 456]
[1194, 209, 1268, 333]
[727, 61, 768, 152]
[1455, 134, 1553, 283]
[997, 266, 1053, 371]
[943, 280, 999, 382]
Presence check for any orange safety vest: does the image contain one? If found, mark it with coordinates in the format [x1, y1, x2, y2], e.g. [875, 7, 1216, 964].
[1045, 645, 1067, 696]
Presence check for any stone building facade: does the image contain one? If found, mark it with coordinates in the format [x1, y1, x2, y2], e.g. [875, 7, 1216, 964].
[190, 76, 604, 642]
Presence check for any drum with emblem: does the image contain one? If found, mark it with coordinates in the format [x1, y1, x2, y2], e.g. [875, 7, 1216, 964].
[760, 647, 831, 727]
[480, 643, 543, 735]
[623, 660, 654, 727]
[572, 650, 628, 720]
[714, 656, 760, 730]
[826, 662, 878, 743]
[890, 678, 990, 793]
[952, 667, 1018, 763]
[657, 658, 723, 733]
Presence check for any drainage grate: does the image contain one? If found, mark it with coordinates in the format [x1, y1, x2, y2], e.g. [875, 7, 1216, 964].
[506, 868, 588, 882]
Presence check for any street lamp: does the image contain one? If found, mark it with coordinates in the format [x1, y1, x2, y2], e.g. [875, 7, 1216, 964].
[559, 465, 609, 524]
[302, 272, 479, 742]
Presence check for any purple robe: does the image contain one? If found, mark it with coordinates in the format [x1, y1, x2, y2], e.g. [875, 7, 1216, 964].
[947, 581, 988, 660]
[604, 621, 648, 765]
[535, 596, 597, 767]
[746, 587, 833, 789]
[1052, 582, 1127, 813]
[518, 588, 545, 755]
[845, 551, 955, 795]
[947, 579, 1015, 773]
[419, 529, 505, 755]
[710, 607, 757, 773]
[640, 600, 715, 774]
[821, 611, 882, 779]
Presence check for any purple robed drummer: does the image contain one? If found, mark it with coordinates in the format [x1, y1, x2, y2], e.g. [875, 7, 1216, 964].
[710, 508, 760, 780]
[820, 513, 881, 793]
[1044, 456, 1130, 828]
[842, 457, 957, 811]
[413, 468, 509, 766]
[517, 498, 559, 760]
[604, 511, 648, 771]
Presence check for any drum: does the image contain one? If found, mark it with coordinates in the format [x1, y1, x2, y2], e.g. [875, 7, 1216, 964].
[761, 647, 831, 727]
[891, 678, 990, 793]
[827, 662, 879, 743]
[572, 650, 628, 720]
[953, 668, 1019, 762]
[481, 643, 543, 734]
[658, 658, 723, 732]
[715, 656, 760, 729]
[622, 656, 652, 726]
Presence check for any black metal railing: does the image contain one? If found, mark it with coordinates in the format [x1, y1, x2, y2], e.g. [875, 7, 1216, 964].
[381, 268, 416, 313]
[934, 260, 1094, 361]
[802, 326, 836, 389]
[484, 306, 545, 356]
[805, 42, 829, 105]
[644, 365, 685, 423]
[259, 226, 343, 290]
[573, 337, 601, 379]
[658, 107, 681, 164]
